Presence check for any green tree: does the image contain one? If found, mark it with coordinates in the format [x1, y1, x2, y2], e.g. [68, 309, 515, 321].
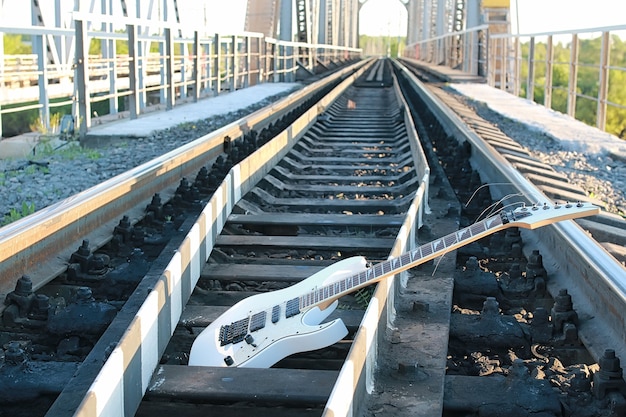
[3, 34, 32, 54]
[519, 34, 626, 138]
[360, 35, 406, 58]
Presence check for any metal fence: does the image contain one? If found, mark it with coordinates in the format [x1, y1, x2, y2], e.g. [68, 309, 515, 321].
[0, 12, 361, 138]
[490, 24, 626, 135]
[403, 25, 489, 78]
[403, 23, 626, 137]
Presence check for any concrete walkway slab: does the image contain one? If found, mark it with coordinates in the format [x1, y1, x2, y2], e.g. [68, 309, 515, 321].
[0, 82, 301, 160]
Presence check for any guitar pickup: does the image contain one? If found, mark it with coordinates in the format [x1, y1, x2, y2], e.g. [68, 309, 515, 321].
[271, 305, 280, 323]
[285, 298, 300, 318]
[249, 311, 267, 332]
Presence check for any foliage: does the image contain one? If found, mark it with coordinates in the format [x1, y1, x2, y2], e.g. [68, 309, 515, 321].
[353, 286, 376, 309]
[88, 30, 130, 55]
[518, 34, 626, 138]
[30, 113, 62, 134]
[3, 34, 31, 54]
[360, 35, 406, 58]
[34, 141, 99, 161]
[2, 202, 36, 226]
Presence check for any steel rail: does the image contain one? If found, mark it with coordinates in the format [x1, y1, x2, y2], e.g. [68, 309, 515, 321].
[0, 59, 370, 307]
[43, 58, 376, 417]
[323, 65, 431, 417]
[393, 58, 626, 364]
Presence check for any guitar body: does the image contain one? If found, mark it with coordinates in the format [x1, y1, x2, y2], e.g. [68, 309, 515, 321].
[188, 256, 369, 367]
[188, 203, 599, 368]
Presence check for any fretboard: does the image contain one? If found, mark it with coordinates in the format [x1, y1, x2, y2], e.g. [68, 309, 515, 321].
[299, 212, 506, 309]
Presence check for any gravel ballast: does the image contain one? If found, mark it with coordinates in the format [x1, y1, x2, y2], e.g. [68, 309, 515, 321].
[1, 84, 625, 226]
[0, 92, 293, 225]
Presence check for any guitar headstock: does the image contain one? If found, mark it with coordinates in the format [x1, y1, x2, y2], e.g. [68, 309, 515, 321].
[503, 202, 600, 229]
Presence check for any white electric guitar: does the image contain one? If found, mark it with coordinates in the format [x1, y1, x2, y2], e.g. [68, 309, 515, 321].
[188, 202, 599, 368]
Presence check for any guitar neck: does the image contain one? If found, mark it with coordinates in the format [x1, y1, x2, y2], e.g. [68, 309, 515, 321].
[300, 212, 508, 310]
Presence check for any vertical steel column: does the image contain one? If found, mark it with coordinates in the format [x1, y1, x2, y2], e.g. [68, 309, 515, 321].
[273, 42, 280, 82]
[597, 31, 610, 131]
[435, 0, 446, 64]
[567, 33, 579, 118]
[466, 0, 481, 74]
[127, 23, 140, 119]
[421, 0, 431, 60]
[487, 34, 494, 86]
[165, 27, 175, 110]
[258, 37, 265, 83]
[35, 34, 50, 131]
[75, 18, 91, 137]
[31, 1, 50, 131]
[134, 0, 146, 110]
[279, 0, 294, 81]
[204, 42, 211, 91]
[193, 31, 200, 102]
[102, 0, 118, 115]
[318, 0, 327, 44]
[245, 36, 251, 88]
[231, 35, 237, 92]
[499, 37, 507, 89]
[526, 36, 535, 102]
[544, 35, 553, 108]
[214, 34, 221, 95]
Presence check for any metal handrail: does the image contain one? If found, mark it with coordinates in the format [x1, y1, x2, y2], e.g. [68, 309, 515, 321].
[402, 22, 626, 137]
[0, 15, 361, 139]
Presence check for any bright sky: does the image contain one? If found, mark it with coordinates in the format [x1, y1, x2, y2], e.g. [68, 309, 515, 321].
[358, 0, 626, 36]
[0, 0, 624, 38]
[510, 0, 626, 34]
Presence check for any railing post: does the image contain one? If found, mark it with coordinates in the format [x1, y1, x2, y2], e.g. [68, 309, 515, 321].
[499, 37, 507, 90]
[75, 18, 91, 137]
[527, 36, 535, 102]
[204, 42, 211, 91]
[231, 35, 237, 92]
[245, 36, 251, 88]
[179, 42, 187, 101]
[273, 42, 280, 83]
[102, 28, 118, 115]
[513, 36, 520, 96]
[567, 33, 579, 118]
[258, 37, 264, 84]
[214, 33, 221, 95]
[165, 27, 175, 110]
[487, 36, 494, 87]
[127, 23, 140, 119]
[597, 31, 610, 131]
[35, 33, 50, 131]
[544, 35, 553, 108]
[193, 31, 200, 102]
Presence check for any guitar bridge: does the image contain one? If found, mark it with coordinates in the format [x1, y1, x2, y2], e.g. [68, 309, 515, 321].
[219, 318, 248, 346]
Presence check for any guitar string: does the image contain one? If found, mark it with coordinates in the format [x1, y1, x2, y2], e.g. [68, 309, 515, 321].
[431, 205, 508, 276]
[323, 212, 503, 291]
[464, 182, 514, 208]
[476, 195, 526, 223]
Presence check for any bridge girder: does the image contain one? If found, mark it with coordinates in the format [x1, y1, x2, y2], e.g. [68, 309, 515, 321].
[245, 0, 359, 48]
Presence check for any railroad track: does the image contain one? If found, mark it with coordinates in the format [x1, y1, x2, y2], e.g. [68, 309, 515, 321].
[1, 57, 625, 417]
